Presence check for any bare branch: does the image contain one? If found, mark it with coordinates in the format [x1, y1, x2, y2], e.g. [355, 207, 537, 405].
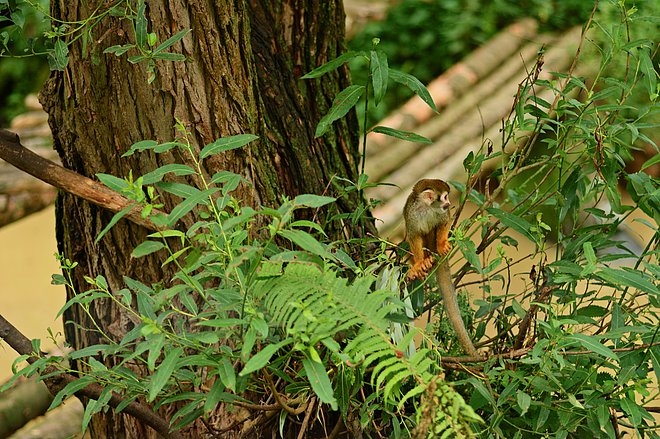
[0, 312, 182, 439]
[0, 130, 164, 232]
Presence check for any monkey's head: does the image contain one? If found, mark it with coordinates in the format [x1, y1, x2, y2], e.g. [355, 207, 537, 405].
[411, 179, 451, 213]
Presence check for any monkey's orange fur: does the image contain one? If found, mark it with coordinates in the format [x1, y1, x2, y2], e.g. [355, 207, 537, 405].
[403, 179, 452, 281]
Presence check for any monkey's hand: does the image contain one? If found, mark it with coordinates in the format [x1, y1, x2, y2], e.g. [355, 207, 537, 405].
[406, 256, 435, 281]
[438, 239, 451, 256]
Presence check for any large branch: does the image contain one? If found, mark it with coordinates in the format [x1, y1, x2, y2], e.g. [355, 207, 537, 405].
[0, 129, 163, 232]
[0, 312, 182, 439]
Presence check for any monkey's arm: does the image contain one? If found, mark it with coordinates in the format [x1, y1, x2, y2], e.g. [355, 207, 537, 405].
[406, 234, 434, 281]
[435, 223, 451, 256]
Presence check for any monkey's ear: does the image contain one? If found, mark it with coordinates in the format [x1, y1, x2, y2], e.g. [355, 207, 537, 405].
[420, 189, 436, 204]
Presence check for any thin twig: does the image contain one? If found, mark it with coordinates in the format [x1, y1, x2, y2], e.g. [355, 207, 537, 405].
[264, 372, 308, 415]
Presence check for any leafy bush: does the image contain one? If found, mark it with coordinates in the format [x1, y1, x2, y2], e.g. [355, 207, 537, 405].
[0, 0, 49, 124]
[4, 1, 659, 438]
[349, 0, 596, 123]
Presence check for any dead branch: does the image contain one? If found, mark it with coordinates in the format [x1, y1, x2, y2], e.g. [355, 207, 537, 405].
[0, 312, 182, 439]
[0, 129, 164, 232]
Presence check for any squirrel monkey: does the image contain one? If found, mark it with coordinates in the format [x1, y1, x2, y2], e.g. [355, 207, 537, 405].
[403, 179, 480, 357]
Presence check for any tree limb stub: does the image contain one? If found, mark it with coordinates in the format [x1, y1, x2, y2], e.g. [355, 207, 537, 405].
[0, 312, 182, 439]
[0, 129, 164, 232]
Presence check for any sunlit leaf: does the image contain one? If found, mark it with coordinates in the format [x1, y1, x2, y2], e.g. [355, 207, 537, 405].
[302, 356, 338, 410]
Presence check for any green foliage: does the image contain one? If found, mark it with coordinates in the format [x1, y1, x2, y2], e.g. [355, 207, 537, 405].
[0, 0, 49, 123]
[6, 1, 659, 437]
[15, 114, 476, 435]
[422, 2, 659, 437]
[0, 0, 190, 121]
[349, 0, 595, 122]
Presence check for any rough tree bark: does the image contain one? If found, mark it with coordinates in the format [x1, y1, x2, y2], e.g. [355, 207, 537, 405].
[39, 1, 359, 437]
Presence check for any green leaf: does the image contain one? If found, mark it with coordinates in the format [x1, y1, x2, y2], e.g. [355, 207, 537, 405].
[566, 333, 618, 360]
[517, 390, 531, 415]
[315, 85, 365, 137]
[147, 334, 165, 371]
[486, 208, 535, 243]
[103, 44, 134, 56]
[290, 220, 327, 236]
[128, 55, 147, 64]
[203, 379, 234, 413]
[167, 188, 219, 226]
[641, 153, 660, 171]
[293, 194, 336, 208]
[301, 51, 363, 79]
[48, 39, 69, 71]
[456, 238, 482, 274]
[135, 0, 147, 48]
[302, 356, 338, 410]
[217, 358, 236, 391]
[211, 171, 243, 193]
[567, 393, 584, 409]
[147, 32, 157, 47]
[153, 28, 190, 54]
[157, 181, 201, 199]
[638, 47, 658, 100]
[370, 49, 388, 106]
[48, 376, 95, 411]
[148, 347, 183, 402]
[199, 134, 258, 160]
[469, 377, 496, 406]
[131, 240, 165, 258]
[95, 206, 134, 243]
[596, 267, 658, 296]
[122, 140, 159, 157]
[389, 69, 437, 112]
[141, 164, 196, 184]
[650, 347, 660, 386]
[96, 173, 129, 192]
[370, 126, 432, 143]
[240, 341, 287, 376]
[278, 229, 328, 258]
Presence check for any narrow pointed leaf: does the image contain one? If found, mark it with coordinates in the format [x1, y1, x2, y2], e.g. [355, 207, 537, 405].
[567, 333, 618, 360]
[148, 347, 183, 401]
[199, 134, 258, 160]
[389, 69, 437, 112]
[153, 29, 190, 54]
[486, 208, 535, 243]
[95, 206, 134, 243]
[302, 357, 338, 409]
[131, 240, 165, 258]
[371, 50, 388, 106]
[315, 85, 365, 137]
[370, 126, 432, 143]
[301, 51, 363, 79]
[141, 164, 196, 184]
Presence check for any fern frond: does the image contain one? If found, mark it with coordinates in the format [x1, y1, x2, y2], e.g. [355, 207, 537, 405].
[256, 264, 397, 346]
[257, 263, 483, 439]
[257, 264, 433, 401]
[412, 376, 483, 439]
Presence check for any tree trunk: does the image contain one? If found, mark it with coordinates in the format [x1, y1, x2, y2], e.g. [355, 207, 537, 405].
[40, 1, 358, 436]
